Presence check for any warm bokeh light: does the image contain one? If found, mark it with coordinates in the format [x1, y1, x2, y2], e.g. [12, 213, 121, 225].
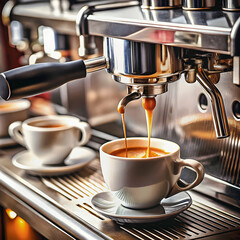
[5, 208, 17, 220]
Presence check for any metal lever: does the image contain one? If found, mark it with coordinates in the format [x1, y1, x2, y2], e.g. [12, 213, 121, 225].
[196, 68, 230, 138]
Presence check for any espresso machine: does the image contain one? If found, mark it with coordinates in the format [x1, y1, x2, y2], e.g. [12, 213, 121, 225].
[1, 0, 240, 217]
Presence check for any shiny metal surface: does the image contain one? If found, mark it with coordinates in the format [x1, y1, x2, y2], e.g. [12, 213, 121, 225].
[182, 0, 216, 10]
[79, 35, 99, 58]
[233, 56, 240, 85]
[84, 56, 107, 73]
[86, 6, 240, 55]
[196, 68, 230, 138]
[6, 1, 240, 55]
[104, 37, 183, 81]
[222, 0, 240, 11]
[150, 0, 182, 9]
[117, 91, 141, 113]
[127, 84, 168, 96]
[141, 0, 151, 8]
[76, 0, 140, 36]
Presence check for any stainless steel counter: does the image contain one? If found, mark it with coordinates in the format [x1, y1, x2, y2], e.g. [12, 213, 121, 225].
[1, 139, 240, 240]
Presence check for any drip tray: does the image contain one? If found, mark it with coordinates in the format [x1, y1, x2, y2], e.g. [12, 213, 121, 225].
[1, 150, 240, 240]
[40, 160, 240, 240]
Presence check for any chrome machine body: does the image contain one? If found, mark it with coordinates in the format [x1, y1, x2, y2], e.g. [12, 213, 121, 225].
[1, 0, 240, 209]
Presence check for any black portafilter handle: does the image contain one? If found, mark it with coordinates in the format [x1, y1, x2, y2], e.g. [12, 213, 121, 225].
[0, 60, 87, 100]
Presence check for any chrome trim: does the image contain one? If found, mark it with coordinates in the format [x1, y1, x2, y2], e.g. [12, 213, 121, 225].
[104, 38, 183, 81]
[222, 0, 240, 11]
[182, 0, 216, 10]
[233, 56, 240, 85]
[195, 174, 240, 208]
[117, 91, 141, 113]
[196, 69, 230, 138]
[1, 0, 15, 26]
[76, 1, 140, 36]
[150, 0, 181, 10]
[127, 84, 168, 96]
[84, 56, 106, 73]
[87, 8, 232, 54]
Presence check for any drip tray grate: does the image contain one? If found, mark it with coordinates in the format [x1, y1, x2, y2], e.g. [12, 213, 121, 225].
[41, 159, 240, 240]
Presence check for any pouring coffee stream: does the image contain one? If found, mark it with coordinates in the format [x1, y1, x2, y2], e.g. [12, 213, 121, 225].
[118, 91, 141, 158]
[142, 97, 156, 158]
[117, 91, 157, 158]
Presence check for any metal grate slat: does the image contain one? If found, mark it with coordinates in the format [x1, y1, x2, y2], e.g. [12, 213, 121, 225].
[180, 210, 221, 231]
[154, 227, 180, 240]
[144, 228, 174, 240]
[50, 178, 81, 199]
[177, 214, 214, 232]
[193, 202, 240, 226]
[133, 228, 160, 240]
[57, 177, 89, 198]
[173, 218, 201, 235]
[187, 207, 228, 229]
[120, 226, 150, 240]
[62, 176, 96, 196]
[163, 225, 192, 238]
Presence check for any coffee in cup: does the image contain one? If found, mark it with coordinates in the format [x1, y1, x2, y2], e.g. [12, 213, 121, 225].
[0, 99, 30, 137]
[110, 146, 169, 158]
[100, 137, 204, 209]
[9, 115, 91, 165]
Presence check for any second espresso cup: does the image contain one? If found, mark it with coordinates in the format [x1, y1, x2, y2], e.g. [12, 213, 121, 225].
[100, 138, 204, 209]
[0, 99, 30, 137]
[9, 115, 91, 165]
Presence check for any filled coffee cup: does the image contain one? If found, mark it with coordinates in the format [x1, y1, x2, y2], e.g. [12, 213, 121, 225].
[100, 137, 204, 209]
[0, 99, 30, 138]
[9, 115, 91, 165]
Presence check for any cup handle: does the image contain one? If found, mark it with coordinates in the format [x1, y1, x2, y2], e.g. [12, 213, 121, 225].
[8, 121, 26, 147]
[74, 122, 91, 146]
[167, 159, 204, 197]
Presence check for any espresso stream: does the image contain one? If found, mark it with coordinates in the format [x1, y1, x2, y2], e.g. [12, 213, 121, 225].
[118, 97, 157, 158]
[142, 97, 156, 158]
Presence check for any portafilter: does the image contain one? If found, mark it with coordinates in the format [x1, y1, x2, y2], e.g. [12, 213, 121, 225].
[0, 38, 182, 100]
[0, 37, 229, 138]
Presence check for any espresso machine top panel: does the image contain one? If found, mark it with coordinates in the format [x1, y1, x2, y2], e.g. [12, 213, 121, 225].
[86, 5, 240, 55]
[9, 1, 240, 55]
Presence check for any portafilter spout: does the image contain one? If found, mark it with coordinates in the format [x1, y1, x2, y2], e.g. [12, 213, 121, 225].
[196, 67, 230, 138]
[118, 90, 142, 114]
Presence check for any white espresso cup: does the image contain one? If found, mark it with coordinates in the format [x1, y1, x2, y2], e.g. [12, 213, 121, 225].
[9, 115, 91, 165]
[0, 99, 30, 138]
[100, 137, 204, 209]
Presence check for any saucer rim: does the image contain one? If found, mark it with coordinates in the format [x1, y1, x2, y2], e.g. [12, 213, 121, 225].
[91, 191, 192, 220]
[12, 147, 96, 173]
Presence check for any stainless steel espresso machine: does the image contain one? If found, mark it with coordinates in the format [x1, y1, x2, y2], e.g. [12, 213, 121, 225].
[0, 0, 240, 238]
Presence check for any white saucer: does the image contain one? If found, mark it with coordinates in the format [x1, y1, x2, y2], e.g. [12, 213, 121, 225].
[0, 137, 17, 148]
[12, 147, 96, 176]
[91, 191, 192, 224]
